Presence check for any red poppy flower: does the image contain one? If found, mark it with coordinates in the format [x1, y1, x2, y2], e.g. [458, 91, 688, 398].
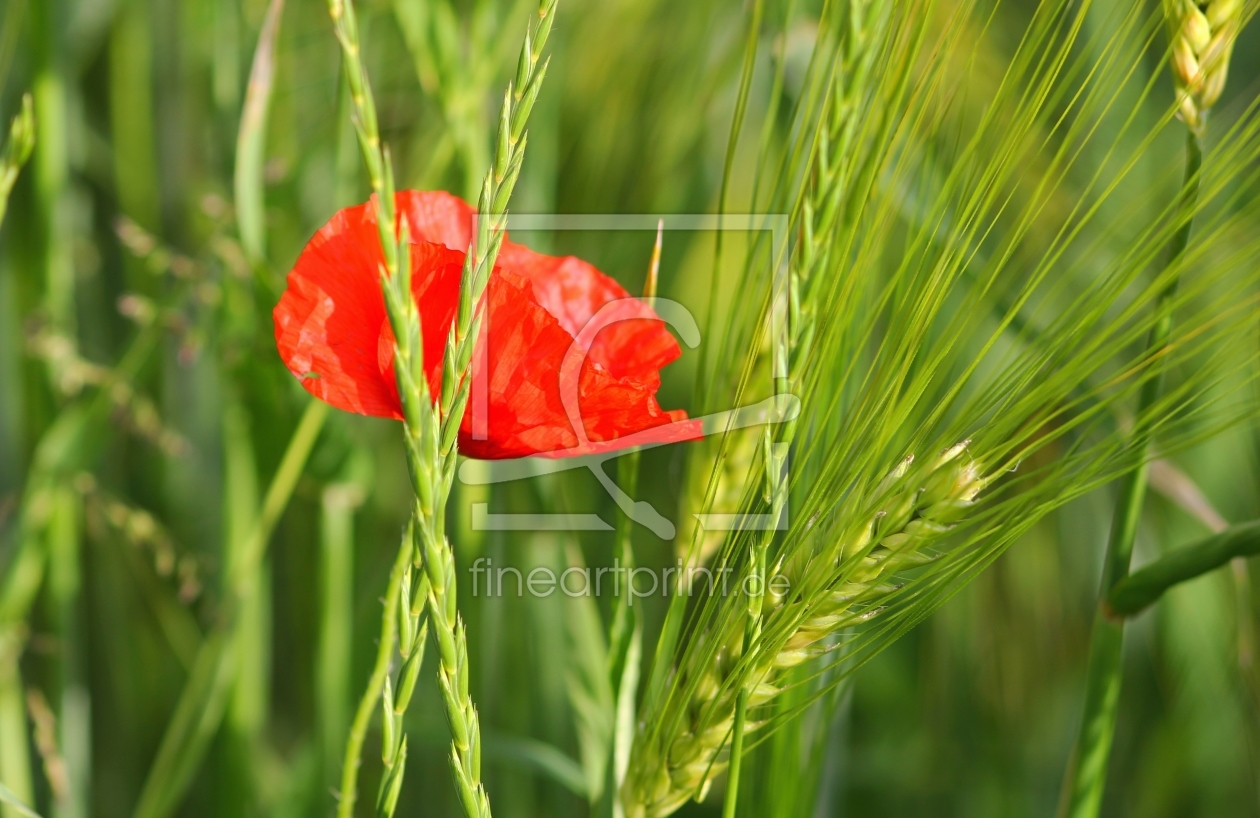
[273, 190, 699, 459]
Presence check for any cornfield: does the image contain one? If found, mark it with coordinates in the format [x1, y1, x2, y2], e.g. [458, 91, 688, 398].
[1, 0, 1260, 817]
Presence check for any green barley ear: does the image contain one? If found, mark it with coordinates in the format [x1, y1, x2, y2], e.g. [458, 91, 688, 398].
[621, 444, 987, 818]
[0, 93, 35, 228]
[1164, 0, 1243, 135]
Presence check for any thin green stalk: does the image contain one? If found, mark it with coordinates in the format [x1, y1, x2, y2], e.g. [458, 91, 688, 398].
[132, 400, 328, 818]
[0, 93, 34, 228]
[336, 527, 412, 818]
[1107, 520, 1260, 618]
[1061, 128, 1202, 818]
[229, 402, 330, 590]
[723, 432, 785, 817]
[109, 0, 159, 234]
[0, 92, 36, 818]
[0, 627, 34, 818]
[325, 1, 556, 816]
[701, 0, 764, 412]
[606, 227, 662, 818]
[43, 481, 86, 818]
[221, 401, 265, 817]
[31, 0, 71, 334]
[318, 481, 361, 782]
[0, 782, 41, 818]
[721, 687, 751, 818]
[0, 327, 158, 818]
[234, 0, 285, 264]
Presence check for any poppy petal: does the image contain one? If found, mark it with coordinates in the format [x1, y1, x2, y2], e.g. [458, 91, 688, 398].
[396, 190, 681, 379]
[273, 198, 465, 419]
[276, 190, 692, 459]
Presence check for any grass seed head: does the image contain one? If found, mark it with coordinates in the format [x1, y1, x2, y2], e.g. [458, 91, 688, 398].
[1164, 0, 1242, 134]
[623, 443, 986, 818]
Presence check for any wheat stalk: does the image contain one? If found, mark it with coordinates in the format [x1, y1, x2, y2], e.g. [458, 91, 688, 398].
[326, 1, 556, 816]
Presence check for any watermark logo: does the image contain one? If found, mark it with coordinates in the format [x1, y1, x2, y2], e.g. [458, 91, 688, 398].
[459, 213, 794, 538]
[469, 557, 792, 603]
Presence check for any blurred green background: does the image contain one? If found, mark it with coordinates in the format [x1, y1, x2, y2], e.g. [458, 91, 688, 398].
[1, 0, 1258, 817]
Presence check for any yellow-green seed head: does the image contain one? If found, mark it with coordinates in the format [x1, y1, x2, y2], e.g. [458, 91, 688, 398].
[1163, 0, 1242, 135]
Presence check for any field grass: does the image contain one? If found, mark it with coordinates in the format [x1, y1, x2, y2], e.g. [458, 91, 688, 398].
[1, 1, 1260, 817]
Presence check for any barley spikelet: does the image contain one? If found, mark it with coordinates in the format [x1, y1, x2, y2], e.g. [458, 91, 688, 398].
[623, 443, 986, 818]
[1163, 0, 1242, 135]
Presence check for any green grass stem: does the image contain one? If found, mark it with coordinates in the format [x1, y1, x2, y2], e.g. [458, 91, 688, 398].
[1060, 128, 1203, 818]
[318, 481, 361, 782]
[132, 400, 328, 818]
[234, 0, 286, 264]
[0, 93, 34, 228]
[1107, 520, 1260, 617]
[335, 526, 411, 818]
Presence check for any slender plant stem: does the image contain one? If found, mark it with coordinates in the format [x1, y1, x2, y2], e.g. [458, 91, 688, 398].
[0, 324, 157, 818]
[133, 399, 327, 818]
[0, 93, 34, 228]
[606, 227, 661, 818]
[0, 635, 35, 818]
[721, 686, 751, 818]
[700, 0, 764, 412]
[0, 96, 37, 812]
[229, 401, 330, 592]
[318, 478, 362, 780]
[336, 529, 411, 818]
[234, 0, 285, 264]
[1107, 520, 1260, 618]
[1061, 129, 1202, 818]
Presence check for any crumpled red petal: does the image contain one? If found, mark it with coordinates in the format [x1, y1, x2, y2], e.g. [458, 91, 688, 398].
[274, 190, 697, 459]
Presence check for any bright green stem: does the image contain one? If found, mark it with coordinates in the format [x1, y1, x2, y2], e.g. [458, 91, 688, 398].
[221, 402, 265, 816]
[701, 0, 764, 409]
[318, 484, 358, 781]
[234, 0, 286, 264]
[1107, 520, 1260, 617]
[606, 452, 640, 818]
[1061, 129, 1202, 818]
[109, 0, 160, 236]
[722, 686, 751, 818]
[0, 328, 160, 818]
[230, 401, 329, 591]
[44, 483, 87, 818]
[0, 630, 34, 818]
[0, 93, 35, 228]
[723, 522, 772, 818]
[32, 0, 72, 333]
[607, 448, 642, 697]
[133, 400, 327, 818]
[606, 242, 658, 818]
[336, 529, 411, 818]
